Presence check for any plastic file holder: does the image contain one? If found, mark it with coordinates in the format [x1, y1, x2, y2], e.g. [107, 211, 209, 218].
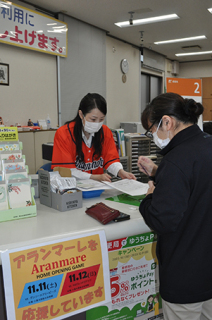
[125, 135, 163, 182]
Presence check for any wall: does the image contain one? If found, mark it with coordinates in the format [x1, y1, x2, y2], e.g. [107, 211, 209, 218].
[0, 7, 141, 131]
[106, 37, 141, 129]
[0, 43, 58, 127]
[179, 60, 212, 78]
[58, 14, 106, 126]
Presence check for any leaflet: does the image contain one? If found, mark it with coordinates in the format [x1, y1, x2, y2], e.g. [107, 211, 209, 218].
[77, 179, 112, 191]
[103, 179, 149, 196]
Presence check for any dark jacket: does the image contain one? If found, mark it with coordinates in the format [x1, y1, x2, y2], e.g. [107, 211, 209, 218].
[139, 124, 212, 303]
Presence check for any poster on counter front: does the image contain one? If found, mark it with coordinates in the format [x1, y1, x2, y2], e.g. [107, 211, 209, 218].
[86, 232, 163, 320]
[1, 230, 111, 320]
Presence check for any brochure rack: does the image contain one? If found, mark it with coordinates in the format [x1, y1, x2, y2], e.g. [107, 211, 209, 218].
[0, 127, 37, 222]
[0, 187, 36, 222]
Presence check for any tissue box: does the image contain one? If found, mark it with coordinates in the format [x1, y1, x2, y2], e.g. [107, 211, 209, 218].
[38, 170, 82, 212]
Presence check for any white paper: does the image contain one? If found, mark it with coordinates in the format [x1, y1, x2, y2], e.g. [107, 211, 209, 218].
[8, 179, 32, 208]
[76, 179, 112, 191]
[0, 150, 22, 161]
[5, 169, 28, 181]
[0, 141, 20, 151]
[103, 179, 149, 196]
[2, 159, 25, 172]
[0, 182, 9, 210]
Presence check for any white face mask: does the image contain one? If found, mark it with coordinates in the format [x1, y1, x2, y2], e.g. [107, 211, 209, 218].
[83, 119, 104, 134]
[152, 118, 170, 149]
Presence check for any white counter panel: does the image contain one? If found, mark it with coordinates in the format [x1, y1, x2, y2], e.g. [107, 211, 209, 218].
[0, 190, 150, 263]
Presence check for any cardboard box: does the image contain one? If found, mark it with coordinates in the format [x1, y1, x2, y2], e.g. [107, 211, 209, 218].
[38, 170, 82, 212]
[53, 166, 72, 177]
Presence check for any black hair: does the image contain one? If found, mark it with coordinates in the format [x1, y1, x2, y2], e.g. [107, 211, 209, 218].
[203, 122, 212, 135]
[141, 92, 204, 131]
[66, 93, 107, 162]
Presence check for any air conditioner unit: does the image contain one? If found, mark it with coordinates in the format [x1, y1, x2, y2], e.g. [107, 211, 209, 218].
[172, 61, 179, 75]
[166, 60, 172, 73]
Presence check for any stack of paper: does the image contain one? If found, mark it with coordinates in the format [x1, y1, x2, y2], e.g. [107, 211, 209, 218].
[76, 179, 149, 196]
[103, 179, 149, 196]
[76, 180, 112, 191]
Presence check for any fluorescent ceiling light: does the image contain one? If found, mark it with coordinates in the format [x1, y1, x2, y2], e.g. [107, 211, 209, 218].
[207, 8, 212, 13]
[175, 50, 212, 57]
[154, 35, 206, 45]
[0, 3, 10, 8]
[115, 14, 179, 28]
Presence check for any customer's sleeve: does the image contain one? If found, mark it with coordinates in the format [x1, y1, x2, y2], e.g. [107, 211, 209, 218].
[139, 160, 190, 235]
[51, 127, 76, 169]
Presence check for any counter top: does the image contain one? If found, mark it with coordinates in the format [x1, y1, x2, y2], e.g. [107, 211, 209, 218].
[0, 189, 150, 262]
[18, 129, 57, 133]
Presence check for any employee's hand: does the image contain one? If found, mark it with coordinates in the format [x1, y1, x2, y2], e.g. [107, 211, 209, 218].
[146, 181, 155, 195]
[137, 156, 158, 177]
[118, 169, 136, 180]
[91, 173, 112, 182]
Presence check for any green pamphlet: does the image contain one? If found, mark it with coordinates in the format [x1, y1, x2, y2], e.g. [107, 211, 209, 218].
[105, 193, 145, 206]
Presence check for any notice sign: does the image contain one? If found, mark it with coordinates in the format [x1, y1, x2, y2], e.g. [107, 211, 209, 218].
[1, 231, 111, 320]
[166, 77, 202, 129]
[0, 126, 18, 141]
[87, 232, 163, 320]
[0, 1, 67, 57]
[166, 77, 202, 99]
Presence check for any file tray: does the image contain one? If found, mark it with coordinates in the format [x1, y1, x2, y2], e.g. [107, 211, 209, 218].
[38, 170, 82, 212]
[0, 188, 36, 223]
[82, 189, 104, 198]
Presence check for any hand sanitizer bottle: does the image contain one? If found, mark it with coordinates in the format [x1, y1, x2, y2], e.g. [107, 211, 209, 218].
[46, 114, 51, 129]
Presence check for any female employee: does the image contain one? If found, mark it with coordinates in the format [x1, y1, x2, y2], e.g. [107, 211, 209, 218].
[52, 93, 135, 181]
[138, 92, 212, 320]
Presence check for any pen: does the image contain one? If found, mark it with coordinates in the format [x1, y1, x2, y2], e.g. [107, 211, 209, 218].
[139, 163, 149, 176]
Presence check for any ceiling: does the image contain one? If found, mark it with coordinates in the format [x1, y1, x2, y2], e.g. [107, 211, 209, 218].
[21, 0, 212, 63]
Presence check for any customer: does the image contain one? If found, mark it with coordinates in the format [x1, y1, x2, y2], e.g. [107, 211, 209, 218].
[138, 92, 212, 320]
[52, 93, 135, 181]
[203, 121, 212, 135]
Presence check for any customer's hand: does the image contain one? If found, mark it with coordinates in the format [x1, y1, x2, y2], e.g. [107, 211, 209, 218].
[146, 181, 155, 195]
[91, 173, 112, 182]
[118, 169, 136, 180]
[137, 156, 158, 177]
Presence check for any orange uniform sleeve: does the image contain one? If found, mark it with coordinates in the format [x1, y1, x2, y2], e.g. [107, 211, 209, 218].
[51, 124, 76, 169]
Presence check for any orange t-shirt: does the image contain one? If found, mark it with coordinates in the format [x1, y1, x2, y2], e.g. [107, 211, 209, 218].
[51, 122, 120, 174]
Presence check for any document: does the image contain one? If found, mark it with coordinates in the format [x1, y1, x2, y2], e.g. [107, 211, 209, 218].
[103, 179, 149, 196]
[76, 180, 112, 191]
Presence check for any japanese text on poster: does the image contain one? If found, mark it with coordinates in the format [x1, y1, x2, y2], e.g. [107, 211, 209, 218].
[87, 232, 164, 320]
[0, 0, 67, 57]
[1, 231, 111, 320]
[0, 126, 18, 141]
